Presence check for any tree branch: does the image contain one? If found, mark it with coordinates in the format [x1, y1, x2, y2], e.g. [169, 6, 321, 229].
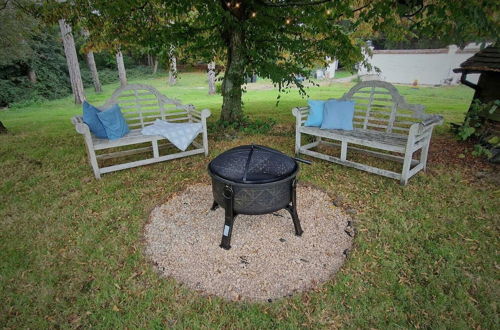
[402, 4, 427, 18]
[256, 0, 333, 8]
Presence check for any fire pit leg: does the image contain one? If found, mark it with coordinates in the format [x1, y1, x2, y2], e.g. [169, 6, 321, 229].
[220, 185, 235, 250]
[286, 180, 303, 236]
[210, 201, 219, 211]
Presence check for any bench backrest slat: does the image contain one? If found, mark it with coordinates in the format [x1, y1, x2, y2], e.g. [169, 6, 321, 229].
[340, 80, 426, 134]
[100, 84, 189, 128]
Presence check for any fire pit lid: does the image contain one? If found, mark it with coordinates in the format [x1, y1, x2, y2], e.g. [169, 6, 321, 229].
[208, 145, 298, 184]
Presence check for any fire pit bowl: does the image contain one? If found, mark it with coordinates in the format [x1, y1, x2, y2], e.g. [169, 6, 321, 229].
[208, 144, 310, 249]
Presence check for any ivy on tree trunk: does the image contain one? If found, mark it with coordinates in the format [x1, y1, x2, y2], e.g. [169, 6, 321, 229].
[168, 46, 177, 86]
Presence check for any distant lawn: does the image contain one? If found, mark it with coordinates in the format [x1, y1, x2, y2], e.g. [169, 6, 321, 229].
[1, 72, 498, 329]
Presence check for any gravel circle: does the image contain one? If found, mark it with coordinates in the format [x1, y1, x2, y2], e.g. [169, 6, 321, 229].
[145, 184, 353, 302]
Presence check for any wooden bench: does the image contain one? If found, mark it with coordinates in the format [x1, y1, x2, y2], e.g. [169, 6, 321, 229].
[71, 84, 211, 179]
[292, 81, 443, 185]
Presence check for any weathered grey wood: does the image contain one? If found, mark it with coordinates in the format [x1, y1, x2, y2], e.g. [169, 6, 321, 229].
[71, 84, 211, 179]
[300, 148, 402, 180]
[293, 80, 443, 184]
[100, 149, 205, 174]
[317, 140, 419, 166]
[95, 141, 175, 160]
[116, 50, 127, 87]
[59, 19, 85, 104]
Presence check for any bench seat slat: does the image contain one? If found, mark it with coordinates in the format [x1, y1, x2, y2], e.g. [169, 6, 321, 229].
[300, 126, 407, 152]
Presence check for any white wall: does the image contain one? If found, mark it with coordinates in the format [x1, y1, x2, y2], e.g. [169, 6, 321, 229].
[358, 44, 481, 85]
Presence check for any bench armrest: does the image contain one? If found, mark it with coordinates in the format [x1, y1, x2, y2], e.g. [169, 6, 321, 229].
[186, 105, 211, 121]
[420, 115, 443, 127]
[292, 107, 310, 127]
[408, 114, 444, 139]
[71, 116, 91, 135]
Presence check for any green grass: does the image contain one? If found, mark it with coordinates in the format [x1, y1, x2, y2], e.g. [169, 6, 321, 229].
[1, 72, 498, 328]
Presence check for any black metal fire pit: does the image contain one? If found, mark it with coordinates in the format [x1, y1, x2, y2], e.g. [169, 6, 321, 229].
[208, 144, 310, 249]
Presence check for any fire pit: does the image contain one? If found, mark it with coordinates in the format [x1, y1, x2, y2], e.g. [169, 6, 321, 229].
[208, 144, 310, 249]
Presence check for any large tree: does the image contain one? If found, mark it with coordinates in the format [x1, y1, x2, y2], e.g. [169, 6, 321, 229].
[47, 0, 499, 123]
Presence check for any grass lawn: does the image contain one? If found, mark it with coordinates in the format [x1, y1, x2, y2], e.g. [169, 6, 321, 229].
[0, 72, 498, 328]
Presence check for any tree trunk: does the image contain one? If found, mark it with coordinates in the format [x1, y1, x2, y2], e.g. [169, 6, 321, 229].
[0, 121, 7, 134]
[28, 69, 37, 83]
[220, 28, 245, 122]
[152, 57, 158, 75]
[116, 50, 127, 87]
[147, 54, 153, 67]
[208, 61, 216, 95]
[86, 51, 102, 93]
[58, 19, 85, 104]
[82, 29, 102, 93]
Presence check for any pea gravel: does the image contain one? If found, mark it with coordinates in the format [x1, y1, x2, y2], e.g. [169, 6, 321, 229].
[145, 184, 353, 302]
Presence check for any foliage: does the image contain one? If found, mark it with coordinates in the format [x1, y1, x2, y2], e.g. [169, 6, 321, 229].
[0, 0, 38, 66]
[0, 27, 72, 107]
[452, 99, 500, 160]
[215, 82, 223, 94]
[0, 74, 497, 329]
[45, 0, 499, 123]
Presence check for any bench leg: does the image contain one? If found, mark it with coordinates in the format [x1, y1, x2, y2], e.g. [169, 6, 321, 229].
[152, 140, 159, 158]
[295, 130, 301, 155]
[87, 147, 100, 179]
[420, 135, 432, 171]
[203, 130, 209, 156]
[340, 141, 348, 161]
[83, 136, 101, 179]
[401, 148, 414, 185]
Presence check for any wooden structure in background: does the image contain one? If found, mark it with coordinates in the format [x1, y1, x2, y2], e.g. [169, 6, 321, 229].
[453, 45, 500, 122]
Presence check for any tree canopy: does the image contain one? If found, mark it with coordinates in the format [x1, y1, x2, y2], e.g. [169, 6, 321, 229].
[44, 0, 499, 122]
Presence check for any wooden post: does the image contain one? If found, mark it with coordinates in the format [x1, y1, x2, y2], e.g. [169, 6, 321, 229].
[116, 50, 127, 87]
[208, 62, 216, 95]
[58, 19, 85, 104]
[82, 30, 102, 93]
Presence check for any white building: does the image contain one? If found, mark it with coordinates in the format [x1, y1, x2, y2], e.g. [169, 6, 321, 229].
[358, 44, 482, 85]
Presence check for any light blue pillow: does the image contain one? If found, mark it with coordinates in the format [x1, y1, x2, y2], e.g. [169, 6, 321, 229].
[320, 100, 355, 130]
[82, 101, 108, 139]
[304, 100, 326, 127]
[96, 104, 129, 140]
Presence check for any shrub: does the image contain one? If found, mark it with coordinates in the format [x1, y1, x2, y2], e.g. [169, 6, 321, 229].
[451, 99, 500, 161]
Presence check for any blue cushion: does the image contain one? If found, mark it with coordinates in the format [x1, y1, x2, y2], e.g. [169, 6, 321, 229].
[320, 100, 355, 130]
[82, 101, 108, 139]
[304, 100, 326, 127]
[96, 104, 130, 140]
